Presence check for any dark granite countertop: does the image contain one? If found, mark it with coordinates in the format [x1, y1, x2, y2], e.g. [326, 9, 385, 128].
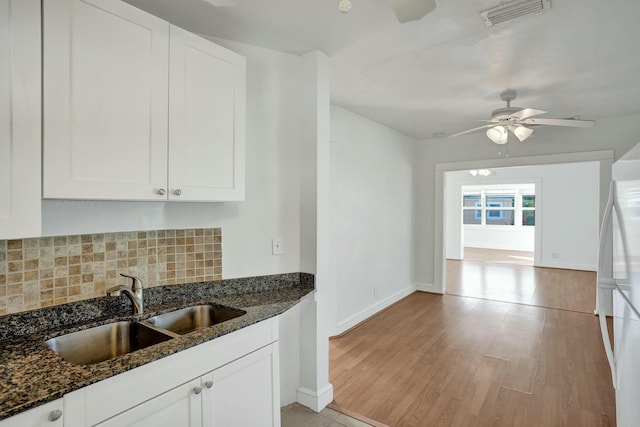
[0, 273, 314, 421]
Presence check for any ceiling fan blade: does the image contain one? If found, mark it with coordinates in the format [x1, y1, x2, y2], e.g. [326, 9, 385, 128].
[511, 108, 546, 120]
[449, 124, 493, 138]
[389, 0, 436, 23]
[523, 118, 596, 128]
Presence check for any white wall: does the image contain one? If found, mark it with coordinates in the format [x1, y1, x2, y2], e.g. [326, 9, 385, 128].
[416, 113, 640, 292]
[464, 227, 535, 252]
[445, 163, 601, 271]
[329, 106, 416, 335]
[42, 40, 303, 281]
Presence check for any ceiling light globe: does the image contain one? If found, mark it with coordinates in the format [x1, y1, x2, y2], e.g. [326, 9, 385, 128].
[513, 125, 534, 142]
[338, 0, 352, 13]
[486, 126, 508, 144]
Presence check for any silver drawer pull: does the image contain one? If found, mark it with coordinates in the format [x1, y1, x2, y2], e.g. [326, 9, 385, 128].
[204, 380, 213, 389]
[193, 386, 202, 395]
[173, 189, 182, 196]
[156, 188, 166, 196]
[48, 409, 62, 422]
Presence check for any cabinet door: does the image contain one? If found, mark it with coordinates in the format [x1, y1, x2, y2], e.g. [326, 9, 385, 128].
[0, 0, 41, 239]
[203, 344, 280, 427]
[42, 0, 169, 200]
[168, 25, 246, 202]
[0, 399, 63, 427]
[95, 379, 202, 427]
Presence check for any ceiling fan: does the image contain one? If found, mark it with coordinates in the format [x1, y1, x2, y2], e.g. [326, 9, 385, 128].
[339, 0, 436, 23]
[449, 89, 596, 144]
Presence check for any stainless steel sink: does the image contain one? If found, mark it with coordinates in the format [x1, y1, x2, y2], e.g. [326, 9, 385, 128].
[45, 321, 174, 365]
[144, 304, 245, 335]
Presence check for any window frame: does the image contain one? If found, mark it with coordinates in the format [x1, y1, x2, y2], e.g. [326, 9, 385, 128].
[462, 189, 535, 228]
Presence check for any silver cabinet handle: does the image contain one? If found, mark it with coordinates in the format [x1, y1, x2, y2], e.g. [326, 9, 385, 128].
[204, 380, 213, 389]
[48, 409, 62, 422]
[156, 188, 166, 196]
[173, 189, 182, 196]
[193, 386, 202, 395]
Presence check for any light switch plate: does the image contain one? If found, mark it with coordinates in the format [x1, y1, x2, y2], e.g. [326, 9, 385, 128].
[271, 238, 283, 255]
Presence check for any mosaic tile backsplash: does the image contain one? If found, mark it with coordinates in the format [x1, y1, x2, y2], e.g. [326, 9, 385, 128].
[0, 228, 222, 316]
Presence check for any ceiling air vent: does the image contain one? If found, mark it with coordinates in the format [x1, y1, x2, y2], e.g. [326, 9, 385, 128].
[480, 0, 551, 28]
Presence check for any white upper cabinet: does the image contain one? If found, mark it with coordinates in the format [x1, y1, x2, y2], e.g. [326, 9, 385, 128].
[0, 0, 41, 239]
[168, 26, 245, 202]
[43, 0, 169, 201]
[42, 0, 246, 202]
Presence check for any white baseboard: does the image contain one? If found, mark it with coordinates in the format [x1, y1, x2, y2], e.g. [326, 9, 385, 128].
[465, 243, 534, 252]
[297, 383, 334, 412]
[415, 283, 440, 294]
[536, 261, 597, 272]
[334, 285, 416, 335]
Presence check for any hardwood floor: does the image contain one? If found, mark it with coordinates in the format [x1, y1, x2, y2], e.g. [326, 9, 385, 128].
[329, 292, 615, 426]
[446, 260, 596, 314]
[462, 248, 534, 266]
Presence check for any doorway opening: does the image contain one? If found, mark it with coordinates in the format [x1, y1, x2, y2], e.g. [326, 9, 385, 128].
[442, 161, 601, 313]
[459, 183, 537, 266]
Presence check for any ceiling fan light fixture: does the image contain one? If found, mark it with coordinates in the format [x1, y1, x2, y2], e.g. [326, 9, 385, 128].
[469, 169, 493, 177]
[486, 126, 508, 144]
[513, 125, 533, 142]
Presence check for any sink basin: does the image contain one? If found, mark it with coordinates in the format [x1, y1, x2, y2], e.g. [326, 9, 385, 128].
[45, 321, 174, 365]
[144, 304, 245, 335]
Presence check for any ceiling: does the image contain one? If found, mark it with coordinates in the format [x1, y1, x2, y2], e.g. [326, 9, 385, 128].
[126, 0, 640, 140]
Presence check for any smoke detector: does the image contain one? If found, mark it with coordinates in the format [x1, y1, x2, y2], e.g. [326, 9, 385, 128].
[480, 0, 551, 28]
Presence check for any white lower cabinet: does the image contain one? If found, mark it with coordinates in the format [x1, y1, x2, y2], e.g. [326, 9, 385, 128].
[93, 344, 279, 427]
[61, 318, 280, 427]
[0, 399, 63, 427]
[95, 379, 202, 427]
[203, 345, 280, 427]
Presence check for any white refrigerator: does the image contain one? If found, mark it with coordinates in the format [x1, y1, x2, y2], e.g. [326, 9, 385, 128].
[598, 141, 640, 426]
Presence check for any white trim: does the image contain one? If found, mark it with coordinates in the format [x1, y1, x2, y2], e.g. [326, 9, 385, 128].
[536, 261, 597, 272]
[334, 285, 416, 335]
[416, 283, 440, 294]
[296, 383, 334, 412]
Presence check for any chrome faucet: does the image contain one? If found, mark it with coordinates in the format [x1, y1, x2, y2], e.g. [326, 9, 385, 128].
[107, 274, 144, 315]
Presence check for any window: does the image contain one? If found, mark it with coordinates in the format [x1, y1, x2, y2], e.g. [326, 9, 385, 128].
[462, 188, 534, 227]
[462, 194, 481, 224]
[522, 194, 535, 226]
